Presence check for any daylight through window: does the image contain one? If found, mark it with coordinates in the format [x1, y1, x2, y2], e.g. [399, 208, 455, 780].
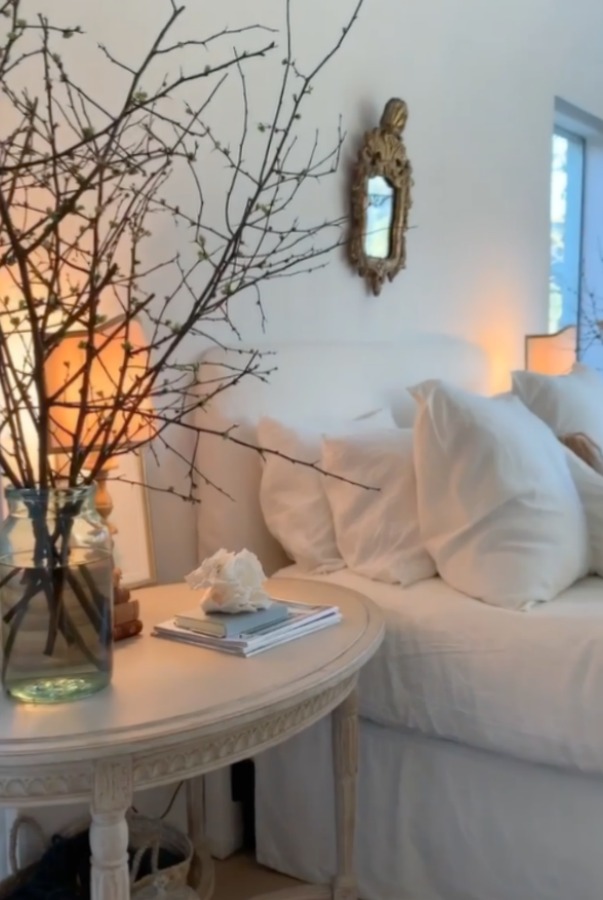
[549, 128, 585, 333]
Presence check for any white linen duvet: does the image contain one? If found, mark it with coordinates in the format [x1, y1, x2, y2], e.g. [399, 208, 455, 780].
[277, 565, 603, 776]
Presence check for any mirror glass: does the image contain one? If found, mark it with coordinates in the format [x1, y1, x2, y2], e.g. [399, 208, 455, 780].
[364, 175, 394, 259]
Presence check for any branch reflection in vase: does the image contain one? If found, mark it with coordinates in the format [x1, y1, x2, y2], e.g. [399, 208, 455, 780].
[0, 485, 114, 703]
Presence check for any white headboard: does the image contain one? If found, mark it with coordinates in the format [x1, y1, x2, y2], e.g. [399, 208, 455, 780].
[195, 337, 491, 575]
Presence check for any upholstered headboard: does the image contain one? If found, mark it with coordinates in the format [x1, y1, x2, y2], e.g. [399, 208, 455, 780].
[194, 337, 491, 574]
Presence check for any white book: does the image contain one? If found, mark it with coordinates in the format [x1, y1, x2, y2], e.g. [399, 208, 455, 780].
[152, 601, 341, 657]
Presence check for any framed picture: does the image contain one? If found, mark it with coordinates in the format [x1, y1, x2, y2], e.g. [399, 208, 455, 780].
[110, 451, 156, 588]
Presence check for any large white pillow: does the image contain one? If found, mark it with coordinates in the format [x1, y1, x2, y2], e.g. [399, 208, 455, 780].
[258, 409, 394, 572]
[410, 380, 589, 610]
[321, 428, 436, 586]
[512, 363, 603, 450]
[564, 447, 603, 577]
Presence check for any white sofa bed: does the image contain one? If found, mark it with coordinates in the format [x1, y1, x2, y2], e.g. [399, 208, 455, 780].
[195, 338, 603, 900]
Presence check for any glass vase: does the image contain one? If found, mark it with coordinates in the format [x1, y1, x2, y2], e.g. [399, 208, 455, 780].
[0, 486, 113, 704]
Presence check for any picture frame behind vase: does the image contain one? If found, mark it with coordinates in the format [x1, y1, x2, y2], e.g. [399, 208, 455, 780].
[110, 451, 156, 588]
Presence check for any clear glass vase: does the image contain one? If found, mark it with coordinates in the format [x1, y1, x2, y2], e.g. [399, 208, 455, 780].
[0, 486, 113, 703]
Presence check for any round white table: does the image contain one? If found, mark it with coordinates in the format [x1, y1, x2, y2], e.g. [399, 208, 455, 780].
[0, 577, 384, 900]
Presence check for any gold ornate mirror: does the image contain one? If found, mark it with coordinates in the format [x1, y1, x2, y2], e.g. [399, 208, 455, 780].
[349, 98, 413, 296]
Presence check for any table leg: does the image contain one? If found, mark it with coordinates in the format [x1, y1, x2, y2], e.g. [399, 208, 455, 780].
[186, 776, 215, 899]
[251, 686, 360, 900]
[332, 688, 358, 900]
[90, 758, 133, 900]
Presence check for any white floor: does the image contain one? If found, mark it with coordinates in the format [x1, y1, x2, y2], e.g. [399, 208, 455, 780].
[214, 853, 298, 899]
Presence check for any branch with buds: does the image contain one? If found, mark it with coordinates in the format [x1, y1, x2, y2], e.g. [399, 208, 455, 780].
[0, 0, 364, 500]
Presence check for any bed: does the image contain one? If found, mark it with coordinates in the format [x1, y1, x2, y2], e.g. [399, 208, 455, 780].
[195, 338, 603, 900]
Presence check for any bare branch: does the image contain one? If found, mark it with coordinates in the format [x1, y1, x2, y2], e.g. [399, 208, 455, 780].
[0, 0, 365, 498]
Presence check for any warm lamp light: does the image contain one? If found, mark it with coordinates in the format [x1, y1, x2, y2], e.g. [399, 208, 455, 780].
[524, 325, 578, 375]
[45, 315, 154, 456]
[45, 316, 154, 535]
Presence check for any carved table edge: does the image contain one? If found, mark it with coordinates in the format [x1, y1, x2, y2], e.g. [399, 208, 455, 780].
[0, 674, 357, 805]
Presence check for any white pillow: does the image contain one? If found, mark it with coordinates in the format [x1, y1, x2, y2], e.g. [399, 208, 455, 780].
[564, 447, 603, 577]
[410, 380, 589, 610]
[258, 409, 394, 572]
[321, 428, 436, 586]
[512, 364, 603, 450]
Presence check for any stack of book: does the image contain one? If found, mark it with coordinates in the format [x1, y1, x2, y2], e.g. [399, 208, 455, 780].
[152, 597, 341, 657]
[113, 568, 143, 641]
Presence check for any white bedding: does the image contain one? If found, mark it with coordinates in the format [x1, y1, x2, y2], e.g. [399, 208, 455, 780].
[277, 565, 603, 776]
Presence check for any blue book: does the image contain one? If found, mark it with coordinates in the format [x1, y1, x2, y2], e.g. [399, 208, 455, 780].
[173, 601, 289, 638]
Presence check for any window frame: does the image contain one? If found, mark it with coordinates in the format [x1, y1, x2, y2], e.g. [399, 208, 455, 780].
[550, 98, 603, 363]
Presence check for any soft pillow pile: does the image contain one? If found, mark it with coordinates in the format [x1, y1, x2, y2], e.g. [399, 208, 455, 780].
[257, 362, 603, 608]
[259, 411, 434, 585]
[512, 363, 603, 448]
[410, 380, 589, 610]
[258, 409, 393, 572]
[512, 362, 603, 583]
[563, 448, 603, 578]
[321, 428, 435, 586]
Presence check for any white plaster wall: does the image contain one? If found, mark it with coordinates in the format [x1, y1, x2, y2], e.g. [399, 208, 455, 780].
[6, 0, 603, 581]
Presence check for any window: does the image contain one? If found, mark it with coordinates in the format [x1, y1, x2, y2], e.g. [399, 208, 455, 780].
[549, 127, 585, 333]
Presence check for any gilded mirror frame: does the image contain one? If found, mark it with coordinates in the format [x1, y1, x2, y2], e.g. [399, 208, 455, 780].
[349, 98, 413, 296]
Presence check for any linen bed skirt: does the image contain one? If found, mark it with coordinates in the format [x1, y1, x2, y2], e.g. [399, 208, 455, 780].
[255, 716, 603, 900]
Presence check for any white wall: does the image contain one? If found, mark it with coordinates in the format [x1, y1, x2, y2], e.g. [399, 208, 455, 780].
[8, 0, 603, 581]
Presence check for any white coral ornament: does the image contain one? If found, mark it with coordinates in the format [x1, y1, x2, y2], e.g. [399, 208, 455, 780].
[185, 548, 272, 613]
